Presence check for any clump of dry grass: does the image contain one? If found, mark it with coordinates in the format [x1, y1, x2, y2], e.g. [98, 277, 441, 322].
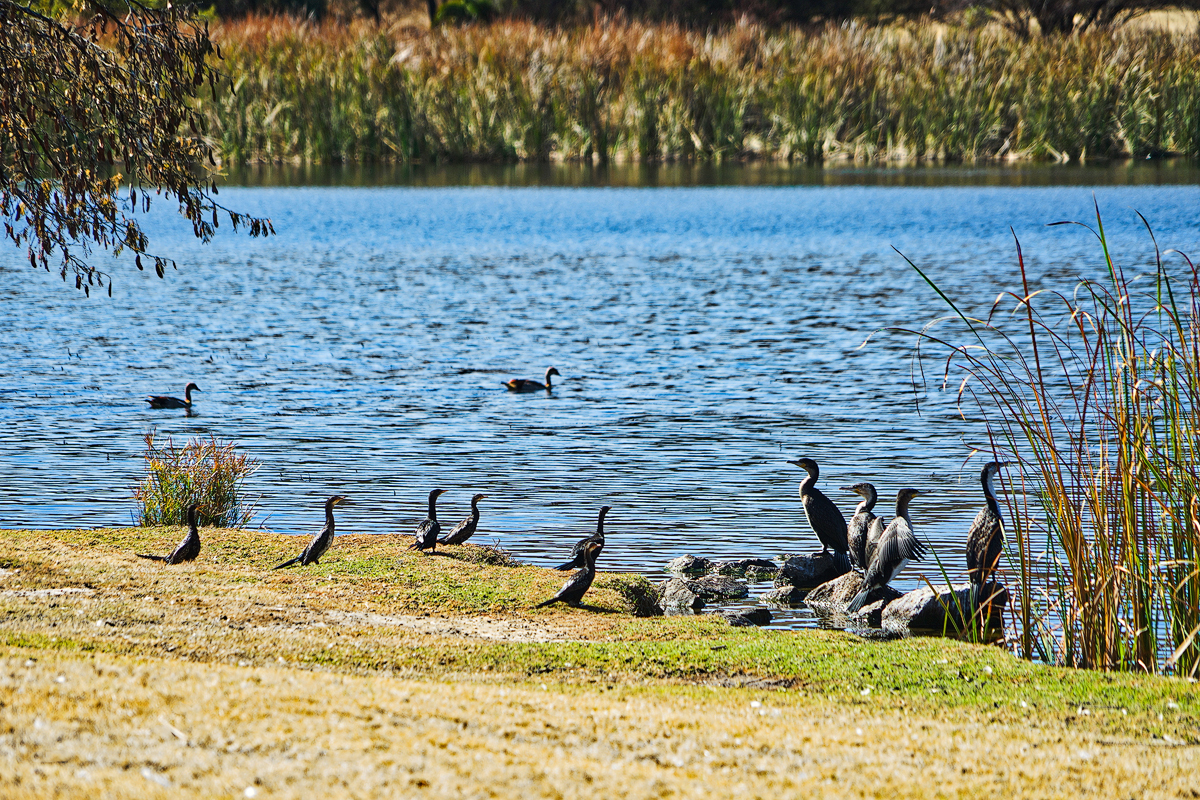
[133, 430, 260, 528]
[203, 15, 1200, 164]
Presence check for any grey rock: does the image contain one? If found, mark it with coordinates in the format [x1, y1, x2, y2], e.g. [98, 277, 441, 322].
[665, 554, 715, 575]
[805, 571, 902, 613]
[761, 584, 806, 606]
[847, 597, 893, 628]
[882, 582, 1008, 636]
[713, 558, 780, 579]
[656, 578, 706, 616]
[686, 574, 749, 600]
[774, 552, 850, 590]
[719, 607, 773, 627]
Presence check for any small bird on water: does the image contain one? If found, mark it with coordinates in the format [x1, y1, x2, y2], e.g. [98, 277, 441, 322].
[273, 495, 348, 569]
[137, 503, 203, 564]
[408, 488, 447, 552]
[535, 541, 602, 609]
[788, 458, 851, 570]
[147, 382, 201, 410]
[504, 367, 560, 393]
[848, 488, 927, 613]
[966, 461, 1010, 597]
[438, 493, 487, 546]
[841, 482, 878, 570]
[554, 505, 610, 571]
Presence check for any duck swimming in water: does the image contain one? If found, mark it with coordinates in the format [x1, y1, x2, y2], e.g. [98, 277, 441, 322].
[439, 493, 487, 546]
[554, 505, 610, 570]
[787, 458, 850, 570]
[273, 495, 348, 569]
[966, 461, 1010, 597]
[848, 488, 927, 613]
[535, 541, 602, 609]
[147, 382, 200, 410]
[409, 489, 447, 552]
[137, 503, 203, 564]
[841, 482, 878, 570]
[504, 367, 560, 393]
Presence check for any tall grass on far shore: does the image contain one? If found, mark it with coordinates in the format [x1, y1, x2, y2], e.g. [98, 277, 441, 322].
[134, 430, 261, 528]
[907, 204, 1200, 675]
[203, 16, 1200, 165]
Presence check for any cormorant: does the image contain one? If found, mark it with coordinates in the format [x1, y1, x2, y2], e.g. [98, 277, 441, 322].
[136, 503, 202, 564]
[787, 458, 850, 568]
[848, 488, 927, 613]
[966, 461, 1010, 595]
[554, 505, 610, 570]
[273, 495, 347, 569]
[841, 482, 878, 570]
[535, 541, 602, 608]
[864, 515, 886, 569]
[408, 488, 447, 552]
[147, 382, 200, 410]
[439, 493, 487, 545]
[504, 367, 560, 393]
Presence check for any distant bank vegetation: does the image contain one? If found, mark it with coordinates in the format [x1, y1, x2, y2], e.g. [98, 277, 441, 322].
[204, 14, 1200, 165]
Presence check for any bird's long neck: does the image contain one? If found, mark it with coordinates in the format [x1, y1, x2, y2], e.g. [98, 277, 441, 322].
[427, 495, 439, 520]
[470, 499, 481, 520]
[187, 507, 199, 537]
[596, 510, 607, 538]
[325, 501, 337, 532]
[982, 470, 1001, 517]
[544, 369, 554, 389]
[798, 471, 817, 497]
[856, 489, 877, 515]
[184, 385, 193, 404]
[894, 496, 914, 524]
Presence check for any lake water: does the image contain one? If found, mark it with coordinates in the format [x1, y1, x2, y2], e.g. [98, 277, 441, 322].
[4, 164, 1200, 628]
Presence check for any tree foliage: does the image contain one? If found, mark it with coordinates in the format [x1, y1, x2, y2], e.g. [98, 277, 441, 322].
[0, 0, 273, 295]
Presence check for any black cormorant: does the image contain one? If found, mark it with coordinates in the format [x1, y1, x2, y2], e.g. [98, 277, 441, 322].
[147, 382, 201, 410]
[504, 367, 560, 393]
[554, 505, 610, 570]
[439, 493, 487, 545]
[966, 461, 1010, 595]
[841, 482, 878, 570]
[409, 488, 447, 552]
[848, 488, 927, 612]
[788, 458, 850, 568]
[136, 503, 203, 564]
[273, 495, 347, 569]
[535, 541, 602, 608]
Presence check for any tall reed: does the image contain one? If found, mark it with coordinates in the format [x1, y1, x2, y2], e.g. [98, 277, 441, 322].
[202, 16, 1200, 164]
[906, 203, 1200, 675]
[134, 430, 261, 528]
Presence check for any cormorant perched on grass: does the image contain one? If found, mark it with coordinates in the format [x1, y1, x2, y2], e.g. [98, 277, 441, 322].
[848, 488, 927, 613]
[966, 461, 1010, 596]
[554, 505, 610, 570]
[504, 367, 560, 393]
[408, 488, 447, 552]
[147, 382, 200, 410]
[788, 458, 850, 569]
[137, 503, 203, 564]
[535, 541, 602, 608]
[273, 495, 347, 569]
[841, 482, 878, 570]
[439, 493, 487, 545]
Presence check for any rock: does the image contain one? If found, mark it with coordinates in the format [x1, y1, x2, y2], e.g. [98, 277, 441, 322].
[882, 582, 1008, 636]
[656, 578, 705, 616]
[774, 552, 850, 590]
[712, 559, 780, 580]
[665, 554, 715, 575]
[761, 584, 806, 606]
[805, 571, 902, 613]
[685, 574, 749, 600]
[719, 607, 773, 627]
[847, 597, 893, 629]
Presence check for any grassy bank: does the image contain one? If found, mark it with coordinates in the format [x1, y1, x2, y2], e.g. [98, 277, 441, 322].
[204, 16, 1200, 165]
[3, 527, 1199, 795]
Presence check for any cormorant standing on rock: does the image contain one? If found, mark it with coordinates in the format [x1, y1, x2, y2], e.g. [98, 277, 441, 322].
[409, 489, 447, 552]
[788, 458, 850, 569]
[848, 488, 927, 613]
[554, 505, 610, 570]
[137, 503, 203, 564]
[535, 541, 602, 608]
[504, 367, 560, 393]
[439, 493, 487, 545]
[966, 461, 1010, 596]
[864, 515, 886, 569]
[841, 482, 878, 570]
[147, 382, 200, 410]
[273, 495, 347, 569]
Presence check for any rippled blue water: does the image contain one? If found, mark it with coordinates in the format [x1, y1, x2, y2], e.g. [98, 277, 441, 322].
[3, 170, 1199, 626]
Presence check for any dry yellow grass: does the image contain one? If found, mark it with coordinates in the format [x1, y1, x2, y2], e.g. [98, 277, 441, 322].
[2, 527, 1198, 797]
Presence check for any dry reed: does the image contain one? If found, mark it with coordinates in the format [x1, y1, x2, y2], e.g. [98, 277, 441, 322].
[133, 429, 261, 528]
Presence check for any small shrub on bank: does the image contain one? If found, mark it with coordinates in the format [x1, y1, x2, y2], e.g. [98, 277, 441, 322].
[134, 430, 261, 528]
